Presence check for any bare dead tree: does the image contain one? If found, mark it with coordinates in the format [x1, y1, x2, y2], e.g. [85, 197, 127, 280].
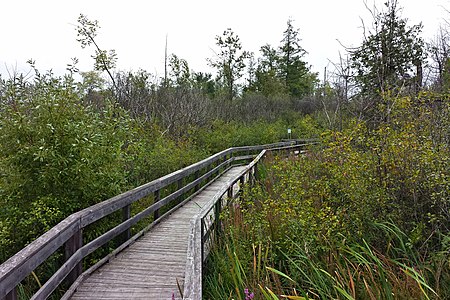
[427, 25, 450, 91]
[156, 86, 211, 138]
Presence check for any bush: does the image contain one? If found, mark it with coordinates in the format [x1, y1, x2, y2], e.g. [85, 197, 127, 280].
[0, 72, 133, 261]
[204, 91, 450, 299]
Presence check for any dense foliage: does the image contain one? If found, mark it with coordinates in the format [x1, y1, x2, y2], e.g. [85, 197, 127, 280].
[204, 91, 450, 300]
[203, 1, 450, 299]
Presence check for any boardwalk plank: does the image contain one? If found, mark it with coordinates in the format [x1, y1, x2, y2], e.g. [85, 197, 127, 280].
[69, 166, 246, 299]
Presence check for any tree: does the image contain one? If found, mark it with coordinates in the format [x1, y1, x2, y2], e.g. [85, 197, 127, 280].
[428, 25, 450, 91]
[76, 14, 118, 92]
[278, 19, 315, 98]
[168, 54, 191, 87]
[192, 72, 216, 97]
[248, 44, 286, 96]
[208, 28, 251, 101]
[350, 0, 425, 102]
[114, 70, 156, 122]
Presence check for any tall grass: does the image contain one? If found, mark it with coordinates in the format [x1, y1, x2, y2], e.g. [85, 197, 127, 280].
[203, 203, 448, 299]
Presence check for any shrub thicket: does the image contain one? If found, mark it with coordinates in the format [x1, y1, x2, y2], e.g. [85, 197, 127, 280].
[204, 91, 450, 300]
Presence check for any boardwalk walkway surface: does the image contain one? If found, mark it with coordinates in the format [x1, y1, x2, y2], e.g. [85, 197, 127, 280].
[69, 166, 247, 300]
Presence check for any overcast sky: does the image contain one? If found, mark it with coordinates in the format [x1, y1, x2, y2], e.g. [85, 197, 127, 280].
[1, 0, 449, 81]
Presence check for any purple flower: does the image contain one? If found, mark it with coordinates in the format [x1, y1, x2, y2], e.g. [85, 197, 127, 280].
[244, 288, 254, 300]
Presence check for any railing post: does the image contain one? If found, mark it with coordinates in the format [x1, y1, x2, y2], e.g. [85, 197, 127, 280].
[194, 170, 200, 192]
[249, 166, 255, 185]
[214, 198, 222, 237]
[121, 204, 131, 243]
[227, 186, 233, 199]
[4, 288, 17, 300]
[176, 178, 183, 202]
[200, 218, 205, 266]
[153, 189, 161, 220]
[64, 229, 83, 287]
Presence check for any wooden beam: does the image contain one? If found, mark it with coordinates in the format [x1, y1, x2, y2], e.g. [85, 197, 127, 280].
[153, 190, 161, 221]
[64, 229, 83, 287]
[0, 215, 80, 299]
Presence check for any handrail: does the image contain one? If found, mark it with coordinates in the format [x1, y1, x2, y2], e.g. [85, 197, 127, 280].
[0, 139, 310, 300]
[182, 142, 313, 300]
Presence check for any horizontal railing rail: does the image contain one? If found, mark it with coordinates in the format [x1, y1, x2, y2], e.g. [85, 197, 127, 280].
[0, 139, 311, 300]
[183, 142, 314, 300]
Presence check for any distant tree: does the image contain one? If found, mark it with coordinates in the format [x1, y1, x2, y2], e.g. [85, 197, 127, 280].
[114, 70, 156, 122]
[248, 44, 286, 96]
[278, 19, 316, 98]
[208, 28, 251, 101]
[192, 72, 216, 97]
[168, 54, 191, 87]
[350, 0, 425, 101]
[428, 25, 450, 91]
[76, 14, 118, 92]
[78, 70, 107, 108]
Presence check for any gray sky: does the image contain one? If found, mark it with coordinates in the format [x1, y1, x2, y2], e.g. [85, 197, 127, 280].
[1, 0, 449, 81]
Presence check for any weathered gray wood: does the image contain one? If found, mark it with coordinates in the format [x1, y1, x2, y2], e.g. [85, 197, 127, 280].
[153, 189, 161, 220]
[183, 149, 278, 300]
[4, 288, 16, 300]
[69, 167, 247, 300]
[77, 147, 235, 228]
[120, 205, 131, 244]
[0, 215, 81, 299]
[65, 229, 83, 287]
[183, 218, 202, 300]
[0, 140, 313, 300]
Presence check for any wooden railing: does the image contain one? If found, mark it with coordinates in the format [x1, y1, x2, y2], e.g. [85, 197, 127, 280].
[182, 143, 312, 300]
[0, 140, 312, 300]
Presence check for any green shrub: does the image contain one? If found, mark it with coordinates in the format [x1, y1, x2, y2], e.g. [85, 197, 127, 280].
[0, 73, 133, 261]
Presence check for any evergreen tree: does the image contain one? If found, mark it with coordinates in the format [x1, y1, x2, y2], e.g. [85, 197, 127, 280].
[278, 19, 315, 98]
[249, 44, 286, 96]
[351, 0, 425, 99]
[208, 28, 251, 101]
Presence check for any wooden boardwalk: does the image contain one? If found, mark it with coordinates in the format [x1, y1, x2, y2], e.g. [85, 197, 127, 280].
[69, 166, 247, 300]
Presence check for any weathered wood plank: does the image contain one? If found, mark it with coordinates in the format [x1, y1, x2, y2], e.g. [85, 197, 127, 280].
[0, 215, 81, 299]
[3, 142, 308, 300]
[68, 166, 247, 300]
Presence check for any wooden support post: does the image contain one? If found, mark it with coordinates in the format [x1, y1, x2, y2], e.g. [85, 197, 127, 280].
[249, 166, 255, 185]
[120, 204, 131, 243]
[4, 288, 17, 300]
[153, 189, 161, 221]
[254, 163, 259, 182]
[177, 178, 183, 202]
[227, 186, 233, 199]
[214, 198, 222, 237]
[194, 170, 200, 192]
[238, 175, 245, 199]
[64, 229, 83, 287]
[200, 219, 205, 265]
